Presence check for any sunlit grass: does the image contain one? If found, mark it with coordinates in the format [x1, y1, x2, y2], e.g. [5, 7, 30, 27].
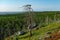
[6, 21, 60, 40]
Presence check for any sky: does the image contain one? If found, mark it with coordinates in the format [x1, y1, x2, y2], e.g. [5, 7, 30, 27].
[0, 0, 60, 12]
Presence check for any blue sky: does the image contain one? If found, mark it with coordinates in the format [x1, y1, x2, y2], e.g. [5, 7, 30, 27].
[0, 0, 60, 12]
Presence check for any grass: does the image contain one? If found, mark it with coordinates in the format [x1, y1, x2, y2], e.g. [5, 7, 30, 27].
[6, 21, 60, 40]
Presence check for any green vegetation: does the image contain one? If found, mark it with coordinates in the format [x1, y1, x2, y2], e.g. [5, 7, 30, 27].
[6, 21, 60, 40]
[16, 21, 60, 40]
[0, 11, 60, 40]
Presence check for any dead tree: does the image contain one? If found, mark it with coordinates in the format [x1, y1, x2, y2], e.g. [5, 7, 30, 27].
[45, 16, 49, 25]
[57, 14, 60, 21]
[22, 4, 35, 40]
[0, 27, 4, 40]
[54, 13, 56, 22]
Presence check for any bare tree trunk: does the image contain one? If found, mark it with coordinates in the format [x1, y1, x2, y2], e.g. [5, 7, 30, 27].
[45, 16, 49, 25]
[7, 26, 11, 40]
[1, 27, 4, 40]
[23, 5, 35, 40]
[4, 28, 7, 40]
[54, 13, 56, 22]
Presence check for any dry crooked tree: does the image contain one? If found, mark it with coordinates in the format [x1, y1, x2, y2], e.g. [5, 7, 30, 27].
[22, 4, 35, 40]
[54, 13, 57, 22]
[0, 26, 4, 40]
[45, 16, 49, 25]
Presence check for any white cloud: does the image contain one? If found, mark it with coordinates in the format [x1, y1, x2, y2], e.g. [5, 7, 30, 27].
[0, 3, 60, 12]
[0, 4, 23, 12]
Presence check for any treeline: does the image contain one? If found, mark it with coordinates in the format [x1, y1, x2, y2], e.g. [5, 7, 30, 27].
[0, 13, 26, 40]
[0, 12, 60, 40]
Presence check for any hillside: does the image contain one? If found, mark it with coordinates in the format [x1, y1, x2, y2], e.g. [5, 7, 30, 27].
[6, 21, 60, 40]
[19, 21, 60, 40]
[0, 11, 60, 40]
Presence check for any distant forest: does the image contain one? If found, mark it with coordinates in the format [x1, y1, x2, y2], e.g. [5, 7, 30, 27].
[0, 11, 60, 40]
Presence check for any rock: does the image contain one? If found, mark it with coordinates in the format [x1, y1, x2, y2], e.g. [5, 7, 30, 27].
[16, 31, 26, 36]
[47, 32, 52, 34]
